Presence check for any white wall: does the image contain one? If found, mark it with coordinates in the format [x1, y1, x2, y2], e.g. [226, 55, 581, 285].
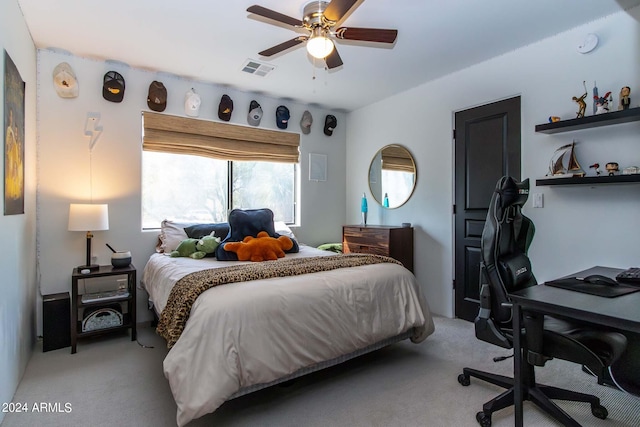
[36, 49, 346, 326]
[0, 0, 38, 421]
[347, 8, 640, 317]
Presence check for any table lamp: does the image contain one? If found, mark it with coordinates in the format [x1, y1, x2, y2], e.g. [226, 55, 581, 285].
[68, 203, 109, 271]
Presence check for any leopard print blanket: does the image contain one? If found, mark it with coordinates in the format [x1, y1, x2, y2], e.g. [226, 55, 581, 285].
[157, 253, 402, 348]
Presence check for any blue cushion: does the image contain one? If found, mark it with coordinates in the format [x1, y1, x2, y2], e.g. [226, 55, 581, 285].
[183, 222, 230, 239]
[216, 208, 299, 260]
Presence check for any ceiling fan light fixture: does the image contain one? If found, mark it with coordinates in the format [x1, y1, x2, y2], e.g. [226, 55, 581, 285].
[306, 28, 334, 59]
[248, 1, 397, 68]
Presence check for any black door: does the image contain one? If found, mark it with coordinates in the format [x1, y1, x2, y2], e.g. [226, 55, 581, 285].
[454, 96, 521, 321]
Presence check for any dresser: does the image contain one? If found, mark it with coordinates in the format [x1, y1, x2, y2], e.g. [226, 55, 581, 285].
[342, 225, 414, 272]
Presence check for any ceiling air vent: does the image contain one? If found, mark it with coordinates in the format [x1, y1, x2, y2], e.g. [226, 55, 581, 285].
[241, 59, 276, 77]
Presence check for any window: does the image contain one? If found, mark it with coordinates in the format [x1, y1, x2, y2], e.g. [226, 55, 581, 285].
[142, 152, 228, 227]
[141, 112, 299, 229]
[230, 161, 296, 222]
[142, 153, 296, 228]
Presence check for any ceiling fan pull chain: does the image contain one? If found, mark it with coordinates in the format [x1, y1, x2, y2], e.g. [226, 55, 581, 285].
[312, 57, 317, 80]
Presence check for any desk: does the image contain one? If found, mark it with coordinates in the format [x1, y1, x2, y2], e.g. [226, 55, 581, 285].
[510, 266, 640, 426]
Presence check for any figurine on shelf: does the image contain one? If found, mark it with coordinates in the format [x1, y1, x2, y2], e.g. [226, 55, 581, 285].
[572, 81, 588, 118]
[594, 91, 612, 114]
[589, 163, 601, 176]
[592, 81, 598, 115]
[546, 141, 585, 178]
[605, 162, 619, 176]
[548, 116, 561, 123]
[619, 86, 631, 110]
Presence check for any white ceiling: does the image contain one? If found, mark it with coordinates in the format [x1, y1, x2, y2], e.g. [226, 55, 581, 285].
[17, 0, 640, 112]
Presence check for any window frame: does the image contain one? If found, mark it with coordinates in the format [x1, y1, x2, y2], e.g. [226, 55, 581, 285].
[141, 111, 301, 229]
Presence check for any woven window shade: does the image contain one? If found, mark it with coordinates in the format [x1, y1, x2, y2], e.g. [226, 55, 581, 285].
[143, 112, 300, 163]
[381, 146, 415, 172]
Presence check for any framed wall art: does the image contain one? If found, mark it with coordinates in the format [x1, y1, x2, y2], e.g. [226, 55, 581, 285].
[4, 50, 25, 215]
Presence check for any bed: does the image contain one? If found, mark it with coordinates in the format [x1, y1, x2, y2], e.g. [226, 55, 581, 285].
[141, 216, 435, 426]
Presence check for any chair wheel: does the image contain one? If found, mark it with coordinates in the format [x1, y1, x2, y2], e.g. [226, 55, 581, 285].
[476, 411, 492, 427]
[592, 404, 608, 420]
[458, 373, 471, 386]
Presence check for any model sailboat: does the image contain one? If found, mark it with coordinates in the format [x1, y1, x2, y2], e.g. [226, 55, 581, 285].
[546, 141, 585, 178]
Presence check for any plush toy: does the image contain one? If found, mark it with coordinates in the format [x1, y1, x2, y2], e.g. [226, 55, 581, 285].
[223, 231, 293, 262]
[170, 235, 220, 259]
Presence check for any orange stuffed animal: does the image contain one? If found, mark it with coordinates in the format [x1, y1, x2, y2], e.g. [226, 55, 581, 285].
[223, 231, 293, 262]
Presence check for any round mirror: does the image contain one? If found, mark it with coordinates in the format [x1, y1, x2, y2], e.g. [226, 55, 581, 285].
[368, 144, 417, 208]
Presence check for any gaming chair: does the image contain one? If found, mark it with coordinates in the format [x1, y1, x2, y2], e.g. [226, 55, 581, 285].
[458, 176, 627, 427]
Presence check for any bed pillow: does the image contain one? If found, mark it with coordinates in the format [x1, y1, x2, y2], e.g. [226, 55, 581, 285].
[184, 222, 230, 240]
[156, 220, 192, 253]
[274, 221, 296, 240]
[216, 208, 299, 260]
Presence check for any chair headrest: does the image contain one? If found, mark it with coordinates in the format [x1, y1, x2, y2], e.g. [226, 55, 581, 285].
[496, 177, 529, 209]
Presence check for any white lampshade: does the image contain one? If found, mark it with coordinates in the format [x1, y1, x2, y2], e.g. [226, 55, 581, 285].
[307, 35, 334, 59]
[68, 204, 109, 231]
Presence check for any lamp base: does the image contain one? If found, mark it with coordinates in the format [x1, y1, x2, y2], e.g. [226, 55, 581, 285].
[76, 264, 100, 272]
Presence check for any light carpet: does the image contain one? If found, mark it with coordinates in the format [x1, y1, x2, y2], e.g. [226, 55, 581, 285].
[2, 316, 639, 426]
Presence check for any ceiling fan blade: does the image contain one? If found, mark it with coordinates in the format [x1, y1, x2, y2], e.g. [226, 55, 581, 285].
[335, 27, 398, 43]
[258, 36, 308, 57]
[325, 46, 343, 69]
[323, 0, 360, 23]
[247, 5, 301, 27]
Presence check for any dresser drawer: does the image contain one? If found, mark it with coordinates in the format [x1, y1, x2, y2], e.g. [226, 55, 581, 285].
[343, 242, 389, 256]
[343, 226, 388, 243]
[342, 225, 414, 272]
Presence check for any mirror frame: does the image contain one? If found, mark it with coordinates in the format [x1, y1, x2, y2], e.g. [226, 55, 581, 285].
[368, 144, 417, 209]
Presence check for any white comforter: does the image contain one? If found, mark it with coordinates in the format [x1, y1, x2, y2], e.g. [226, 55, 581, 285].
[142, 246, 434, 426]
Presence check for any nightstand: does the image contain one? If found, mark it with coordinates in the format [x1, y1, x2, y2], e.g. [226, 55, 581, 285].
[342, 225, 414, 272]
[71, 265, 136, 353]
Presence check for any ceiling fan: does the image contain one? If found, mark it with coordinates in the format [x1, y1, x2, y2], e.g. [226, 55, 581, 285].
[247, 0, 398, 69]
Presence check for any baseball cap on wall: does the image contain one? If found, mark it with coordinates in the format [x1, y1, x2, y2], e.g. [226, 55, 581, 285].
[300, 110, 312, 134]
[184, 88, 201, 117]
[276, 105, 290, 129]
[103, 71, 125, 103]
[52, 62, 79, 98]
[147, 81, 167, 112]
[247, 100, 263, 126]
[218, 94, 234, 121]
[324, 114, 337, 136]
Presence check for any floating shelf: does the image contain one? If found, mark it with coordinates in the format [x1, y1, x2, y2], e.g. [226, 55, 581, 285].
[536, 174, 640, 186]
[535, 107, 640, 134]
